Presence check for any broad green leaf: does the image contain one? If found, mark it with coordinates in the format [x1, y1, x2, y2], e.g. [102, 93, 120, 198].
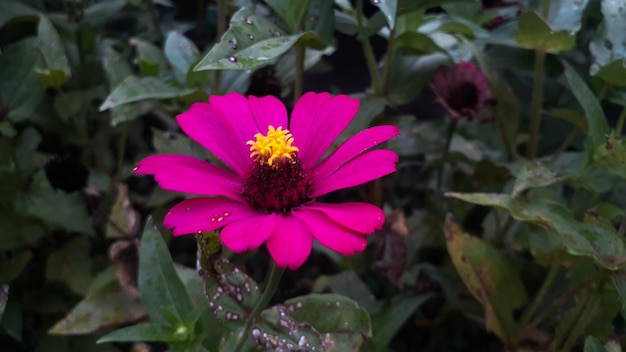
[22, 187, 95, 236]
[443, 216, 528, 342]
[589, 0, 626, 75]
[99, 76, 196, 111]
[285, 0, 312, 30]
[512, 160, 562, 196]
[372, 0, 398, 30]
[584, 336, 622, 352]
[134, 38, 168, 77]
[592, 136, 626, 178]
[0, 251, 32, 284]
[138, 217, 194, 326]
[388, 52, 450, 105]
[330, 271, 383, 314]
[548, 108, 588, 132]
[446, 193, 625, 270]
[46, 237, 92, 295]
[15, 127, 41, 170]
[0, 211, 44, 250]
[0, 1, 39, 26]
[80, 0, 127, 29]
[97, 323, 183, 344]
[101, 46, 141, 126]
[362, 293, 431, 352]
[0, 39, 44, 122]
[36, 15, 70, 88]
[194, 7, 319, 71]
[395, 32, 445, 56]
[53, 91, 84, 122]
[561, 60, 609, 150]
[515, 10, 575, 53]
[50, 281, 145, 335]
[594, 59, 626, 87]
[164, 32, 200, 84]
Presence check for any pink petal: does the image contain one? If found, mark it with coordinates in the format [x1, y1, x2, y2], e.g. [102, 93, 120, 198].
[289, 92, 360, 166]
[135, 154, 243, 200]
[311, 150, 398, 197]
[292, 207, 368, 256]
[302, 202, 385, 234]
[312, 125, 399, 182]
[248, 95, 288, 131]
[164, 198, 257, 236]
[177, 92, 273, 176]
[265, 214, 312, 270]
[220, 213, 276, 252]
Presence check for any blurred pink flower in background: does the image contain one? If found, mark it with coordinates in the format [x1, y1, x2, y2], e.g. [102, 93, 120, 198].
[136, 92, 399, 269]
[429, 62, 495, 122]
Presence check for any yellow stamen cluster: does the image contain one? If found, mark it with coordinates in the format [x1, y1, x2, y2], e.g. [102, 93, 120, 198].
[247, 125, 299, 166]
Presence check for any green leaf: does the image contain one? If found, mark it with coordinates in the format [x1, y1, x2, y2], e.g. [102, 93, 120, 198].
[50, 281, 145, 335]
[134, 38, 169, 77]
[0, 1, 39, 26]
[36, 15, 70, 88]
[515, 10, 575, 53]
[394, 32, 445, 56]
[362, 293, 431, 352]
[584, 336, 622, 352]
[101, 46, 141, 125]
[194, 7, 318, 71]
[589, 0, 626, 75]
[561, 60, 610, 150]
[152, 129, 207, 160]
[512, 160, 562, 196]
[196, 232, 261, 331]
[285, 0, 312, 31]
[594, 59, 626, 86]
[592, 136, 626, 178]
[548, 108, 588, 132]
[138, 217, 194, 326]
[0, 211, 44, 250]
[46, 237, 92, 295]
[22, 186, 95, 236]
[388, 52, 450, 105]
[164, 32, 201, 84]
[80, 0, 127, 29]
[372, 0, 398, 30]
[0, 39, 44, 122]
[446, 193, 625, 270]
[15, 127, 41, 170]
[443, 216, 528, 343]
[99, 76, 196, 111]
[98, 323, 184, 344]
[330, 271, 383, 314]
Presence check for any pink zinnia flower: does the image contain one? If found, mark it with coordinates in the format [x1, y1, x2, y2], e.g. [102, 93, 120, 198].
[429, 62, 495, 122]
[136, 92, 399, 269]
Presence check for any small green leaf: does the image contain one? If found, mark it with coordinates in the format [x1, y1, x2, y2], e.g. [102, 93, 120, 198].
[46, 237, 92, 295]
[512, 160, 562, 196]
[443, 216, 528, 342]
[395, 32, 445, 56]
[99, 76, 196, 111]
[515, 10, 575, 53]
[194, 7, 318, 71]
[36, 15, 70, 88]
[548, 108, 588, 132]
[138, 217, 194, 326]
[164, 32, 201, 84]
[285, 0, 312, 31]
[372, 0, 398, 30]
[592, 136, 626, 178]
[594, 59, 626, 86]
[50, 280, 145, 335]
[561, 60, 610, 150]
[134, 39, 168, 77]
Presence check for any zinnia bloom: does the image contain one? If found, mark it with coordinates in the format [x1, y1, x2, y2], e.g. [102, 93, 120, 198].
[429, 62, 495, 121]
[136, 92, 399, 269]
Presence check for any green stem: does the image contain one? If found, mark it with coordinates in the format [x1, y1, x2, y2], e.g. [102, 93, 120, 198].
[148, 0, 164, 43]
[233, 261, 284, 352]
[558, 296, 598, 352]
[549, 128, 578, 162]
[294, 43, 306, 104]
[116, 122, 128, 181]
[496, 111, 516, 162]
[214, 0, 228, 94]
[516, 273, 600, 343]
[437, 120, 458, 193]
[356, 0, 380, 92]
[519, 264, 559, 328]
[527, 48, 546, 159]
[616, 107, 626, 136]
[379, 28, 396, 96]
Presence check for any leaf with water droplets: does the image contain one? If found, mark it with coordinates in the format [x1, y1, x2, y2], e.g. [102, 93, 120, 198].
[512, 160, 562, 196]
[194, 7, 319, 71]
[196, 232, 261, 330]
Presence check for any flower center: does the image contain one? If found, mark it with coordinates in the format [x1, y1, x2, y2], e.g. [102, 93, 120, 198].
[242, 126, 310, 213]
[448, 82, 479, 111]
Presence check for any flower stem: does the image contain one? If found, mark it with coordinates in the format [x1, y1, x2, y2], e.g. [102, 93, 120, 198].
[233, 261, 284, 352]
[213, 0, 228, 94]
[437, 119, 458, 193]
[616, 107, 626, 136]
[379, 28, 396, 96]
[527, 48, 546, 159]
[558, 295, 599, 352]
[355, 0, 380, 92]
[519, 264, 559, 328]
[294, 43, 306, 105]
